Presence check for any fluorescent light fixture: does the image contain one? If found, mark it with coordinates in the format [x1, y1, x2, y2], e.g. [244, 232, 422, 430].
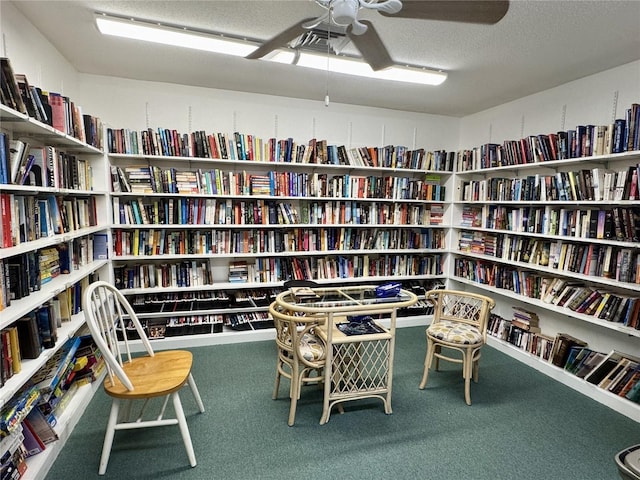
[95, 13, 447, 86]
[95, 14, 256, 57]
[266, 49, 446, 86]
[279, 50, 448, 86]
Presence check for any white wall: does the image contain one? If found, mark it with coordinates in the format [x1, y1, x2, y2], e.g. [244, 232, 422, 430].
[0, 1, 79, 99]
[459, 60, 640, 147]
[77, 73, 460, 151]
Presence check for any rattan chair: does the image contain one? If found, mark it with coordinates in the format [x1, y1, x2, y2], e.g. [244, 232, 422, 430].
[270, 300, 326, 426]
[83, 281, 205, 475]
[419, 289, 495, 405]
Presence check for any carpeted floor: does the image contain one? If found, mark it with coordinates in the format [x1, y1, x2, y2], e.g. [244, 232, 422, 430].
[45, 326, 638, 480]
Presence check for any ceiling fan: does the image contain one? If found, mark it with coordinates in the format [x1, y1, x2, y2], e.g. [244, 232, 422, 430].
[246, 0, 509, 71]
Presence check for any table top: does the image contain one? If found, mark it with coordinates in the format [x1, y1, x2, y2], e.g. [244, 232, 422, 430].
[275, 285, 418, 314]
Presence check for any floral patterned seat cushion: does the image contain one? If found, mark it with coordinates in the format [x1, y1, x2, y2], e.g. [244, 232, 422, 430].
[282, 332, 324, 362]
[427, 320, 483, 345]
[299, 333, 325, 361]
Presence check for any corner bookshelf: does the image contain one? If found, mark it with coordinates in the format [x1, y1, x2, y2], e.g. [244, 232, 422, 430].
[448, 123, 640, 421]
[0, 103, 111, 478]
[106, 133, 453, 346]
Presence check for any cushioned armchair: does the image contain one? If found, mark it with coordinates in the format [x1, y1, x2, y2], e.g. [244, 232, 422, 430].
[419, 289, 495, 405]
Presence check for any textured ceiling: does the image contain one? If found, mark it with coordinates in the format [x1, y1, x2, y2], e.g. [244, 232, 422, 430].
[9, 0, 640, 116]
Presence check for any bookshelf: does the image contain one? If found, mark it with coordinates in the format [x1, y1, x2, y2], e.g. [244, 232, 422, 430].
[106, 135, 453, 342]
[449, 108, 640, 421]
[0, 102, 111, 478]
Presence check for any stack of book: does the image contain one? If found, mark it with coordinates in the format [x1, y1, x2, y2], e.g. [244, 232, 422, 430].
[228, 261, 249, 283]
[511, 307, 541, 332]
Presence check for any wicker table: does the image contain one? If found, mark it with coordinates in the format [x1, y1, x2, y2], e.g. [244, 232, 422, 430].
[274, 285, 417, 424]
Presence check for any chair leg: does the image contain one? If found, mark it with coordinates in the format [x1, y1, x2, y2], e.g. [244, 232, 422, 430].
[419, 337, 435, 390]
[187, 373, 205, 413]
[472, 354, 480, 383]
[172, 392, 197, 468]
[287, 363, 300, 426]
[99, 399, 120, 475]
[273, 361, 282, 400]
[463, 350, 473, 406]
[433, 344, 441, 371]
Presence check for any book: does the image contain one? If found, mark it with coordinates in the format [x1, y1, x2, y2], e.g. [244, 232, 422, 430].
[0, 57, 26, 113]
[16, 313, 42, 359]
[337, 316, 385, 336]
[30, 336, 81, 396]
[585, 350, 639, 386]
[574, 351, 605, 378]
[289, 286, 319, 301]
[549, 333, 587, 368]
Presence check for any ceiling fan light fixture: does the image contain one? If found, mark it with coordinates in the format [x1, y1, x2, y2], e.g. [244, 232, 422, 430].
[331, 0, 360, 26]
[95, 13, 256, 57]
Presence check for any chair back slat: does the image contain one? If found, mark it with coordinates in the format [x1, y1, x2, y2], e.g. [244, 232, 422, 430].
[83, 281, 156, 391]
[426, 290, 495, 340]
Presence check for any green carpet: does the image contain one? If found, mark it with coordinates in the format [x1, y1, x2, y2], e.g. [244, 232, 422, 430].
[45, 326, 638, 479]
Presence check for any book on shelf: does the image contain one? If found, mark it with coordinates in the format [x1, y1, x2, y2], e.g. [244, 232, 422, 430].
[584, 350, 640, 389]
[16, 313, 42, 360]
[25, 407, 58, 445]
[30, 336, 82, 397]
[0, 383, 40, 437]
[21, 416, 46, 457]
[0, 57, 26, 114]
[549, 333, 588, 368]
[510, 306, 540, 332]
[605, 359, 639, 394]
[289, 286, 319, 301]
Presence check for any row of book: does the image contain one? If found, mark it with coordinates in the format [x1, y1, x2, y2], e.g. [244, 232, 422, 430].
[0, 249, 63, 312]
[287, 254, 443, 284]
[112, 226, 446, 257]
[457, 232, 640, 284]
[454, 259, 639, 329]
[2, 300, 70, 387]
[0, 136, 94, 190]
[0, 238, 106, 311]
[113, 261, 214, 290]
[460, 164, 639, 202]
[114, 253, 443, 288]
[488, 310, 640, 403]
[456, 102, 639, 171]
[0, 193, 99, 249]
[113, 196, 444, 228]
[478, 205, 640, 243]
[107, 126, 455, 171]
[113, 164, 445, 202]
[0, 57, 103, 149]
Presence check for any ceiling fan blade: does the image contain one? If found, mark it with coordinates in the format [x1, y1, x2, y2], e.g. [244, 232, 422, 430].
[245, 18, 316, 59]
[382, 0, 509, 24]
[348, 20, 394, 71]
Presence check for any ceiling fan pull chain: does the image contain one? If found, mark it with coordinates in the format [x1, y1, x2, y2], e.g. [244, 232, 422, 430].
[325, 5, 332, 107]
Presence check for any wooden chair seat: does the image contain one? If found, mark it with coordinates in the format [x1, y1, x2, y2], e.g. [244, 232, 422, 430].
[103, 350, 193, 399]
